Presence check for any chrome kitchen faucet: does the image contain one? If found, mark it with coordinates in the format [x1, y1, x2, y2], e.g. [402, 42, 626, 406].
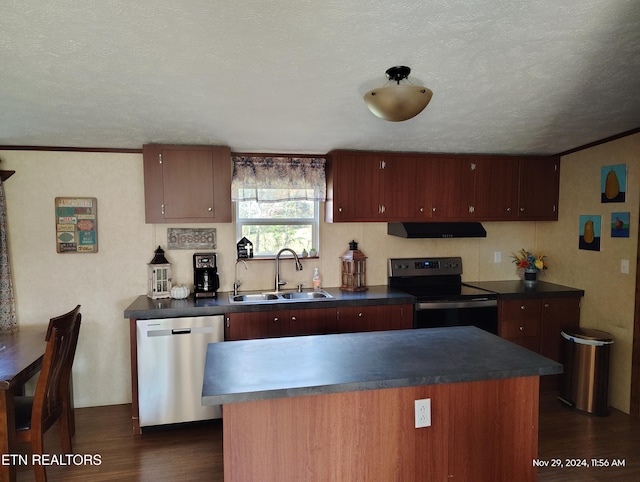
[233, 259, 248, 296]
[274, 248, 303, 292]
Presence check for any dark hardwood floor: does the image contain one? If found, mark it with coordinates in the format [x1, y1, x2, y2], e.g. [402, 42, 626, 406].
[13, 390, 640, 481]
[14, 405, 224, 482]
[538, 391, 640, 481]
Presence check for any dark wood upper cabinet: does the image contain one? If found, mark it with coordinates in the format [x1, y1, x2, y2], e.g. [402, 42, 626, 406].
[518, 156, 560, 220]
[143, 144, 232, 224]
[325, 150, 374, 221]
[326, 150, 560, 223]
[429, 156, 475, 220]
[326, 150, 422, 222]
[472, 156, 520, 220]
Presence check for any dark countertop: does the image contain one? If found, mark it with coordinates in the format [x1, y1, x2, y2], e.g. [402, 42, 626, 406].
[124, 285, 415, 319]
[201, 326, 563, 405]
[463, 280, 584, 299]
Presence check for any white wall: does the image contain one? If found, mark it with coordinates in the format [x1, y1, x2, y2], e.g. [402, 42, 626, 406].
[0, 148, 595, 408]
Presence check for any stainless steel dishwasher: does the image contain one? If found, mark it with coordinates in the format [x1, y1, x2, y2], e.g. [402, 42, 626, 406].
[136, 315, 224, 428]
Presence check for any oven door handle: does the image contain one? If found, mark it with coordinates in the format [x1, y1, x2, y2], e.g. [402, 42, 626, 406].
[416, 298, 497, 310]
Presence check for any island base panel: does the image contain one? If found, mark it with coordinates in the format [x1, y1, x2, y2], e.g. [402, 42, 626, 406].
[222, 377, 539, 482]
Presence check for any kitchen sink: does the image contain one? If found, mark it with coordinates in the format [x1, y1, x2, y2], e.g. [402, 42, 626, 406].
[229, 293, 280, 303]
[228, 291, 333, 303]
[280, 291, 331, 299]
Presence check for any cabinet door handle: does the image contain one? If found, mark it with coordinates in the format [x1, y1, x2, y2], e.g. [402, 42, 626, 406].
[358, 312, 363, 317]
[291, 316, 297, 322]
[544, 303, 550, 308]
[520, 207, 525, 212]
[338, 207, 343, 213]
[520, 305, 526, 310]
[519, 326, 525, 331]
[208, 207, 212, 212]
[419, 207, 424, 213]
[506, 207, 511, 213]
[432, 207, 437, 212]
[273, 317, 279, 322]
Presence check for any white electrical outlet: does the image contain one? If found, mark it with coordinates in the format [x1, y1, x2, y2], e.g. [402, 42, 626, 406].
[621, 259, 630, 274]
[414, 398, 431, 428]
[494, 251, 502, 263]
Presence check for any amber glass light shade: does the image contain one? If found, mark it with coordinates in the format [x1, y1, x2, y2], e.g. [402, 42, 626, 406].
[364, 66, 433, 122]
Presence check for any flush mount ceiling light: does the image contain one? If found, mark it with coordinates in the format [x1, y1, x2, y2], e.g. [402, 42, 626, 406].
[363, 66, 433, 122]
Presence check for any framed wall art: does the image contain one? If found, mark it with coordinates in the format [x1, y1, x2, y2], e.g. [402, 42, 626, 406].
[55, 197, 98, 253]
[601, 164, 627, 203]
[578, 214, 601, 251]
[167, 228, 216, 249]
[611, 212, 630, 238]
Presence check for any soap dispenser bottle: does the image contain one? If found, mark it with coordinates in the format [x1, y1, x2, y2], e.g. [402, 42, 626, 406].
[312, 268, 321, 291]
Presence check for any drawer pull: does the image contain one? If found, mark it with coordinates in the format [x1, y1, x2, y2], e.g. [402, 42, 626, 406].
[519, 326, 525, 331]
[520, 305, 526, 310]
[291, 316, 297, 322]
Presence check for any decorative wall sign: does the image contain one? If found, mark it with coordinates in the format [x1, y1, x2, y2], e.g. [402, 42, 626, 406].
[601, 164, 627, 203]
[167, 228, 216, 250]
[578, 215, 601, 251]
[55, 197, 98, 253]
[611, 212, 630, 238]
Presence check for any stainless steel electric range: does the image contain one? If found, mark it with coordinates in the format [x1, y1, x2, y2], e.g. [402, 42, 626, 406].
[388, 256, 498, 334]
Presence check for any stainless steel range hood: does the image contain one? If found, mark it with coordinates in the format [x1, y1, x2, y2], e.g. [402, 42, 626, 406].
[387, 222, 487, 239]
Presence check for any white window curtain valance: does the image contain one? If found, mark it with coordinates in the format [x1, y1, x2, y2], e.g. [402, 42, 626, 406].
[232, 156, 326, 202]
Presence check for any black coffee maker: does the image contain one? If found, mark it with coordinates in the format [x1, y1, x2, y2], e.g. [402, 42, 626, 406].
[193, 253, 219, 298]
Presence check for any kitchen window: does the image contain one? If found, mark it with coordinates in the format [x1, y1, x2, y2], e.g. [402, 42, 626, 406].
[232, 156, 325, 257]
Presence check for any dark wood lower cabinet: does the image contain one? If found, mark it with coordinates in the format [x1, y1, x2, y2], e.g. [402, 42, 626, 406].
[498, 296, 581, 390]
[224, 311, 286, 340]
[288, 307, 337, 336]
[225, 304, 413, 341]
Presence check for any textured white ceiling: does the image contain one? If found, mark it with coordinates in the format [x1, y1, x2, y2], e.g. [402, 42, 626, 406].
[1, 0, 638, 154]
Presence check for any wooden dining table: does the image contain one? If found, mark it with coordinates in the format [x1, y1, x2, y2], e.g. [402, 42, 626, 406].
[0, 329, 46, 482]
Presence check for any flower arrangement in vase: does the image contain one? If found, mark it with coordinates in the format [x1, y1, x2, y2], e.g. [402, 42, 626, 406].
[511, 249, 547, 285]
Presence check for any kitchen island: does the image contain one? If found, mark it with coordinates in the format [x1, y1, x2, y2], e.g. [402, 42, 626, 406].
[202, 326, 562, 482]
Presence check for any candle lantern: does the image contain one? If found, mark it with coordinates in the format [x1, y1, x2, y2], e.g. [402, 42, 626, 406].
[340, 240, 368, 292]
[147, 246, 172, 299]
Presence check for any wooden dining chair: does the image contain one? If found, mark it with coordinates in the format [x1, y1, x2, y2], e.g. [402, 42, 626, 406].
[14, 305, 82, 482]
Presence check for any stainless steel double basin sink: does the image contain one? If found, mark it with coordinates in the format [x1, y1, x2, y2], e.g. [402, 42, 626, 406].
[229, 290, 333, 303]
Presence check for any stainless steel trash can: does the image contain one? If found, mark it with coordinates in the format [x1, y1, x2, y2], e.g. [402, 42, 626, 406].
[558, 328, 613, 416]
